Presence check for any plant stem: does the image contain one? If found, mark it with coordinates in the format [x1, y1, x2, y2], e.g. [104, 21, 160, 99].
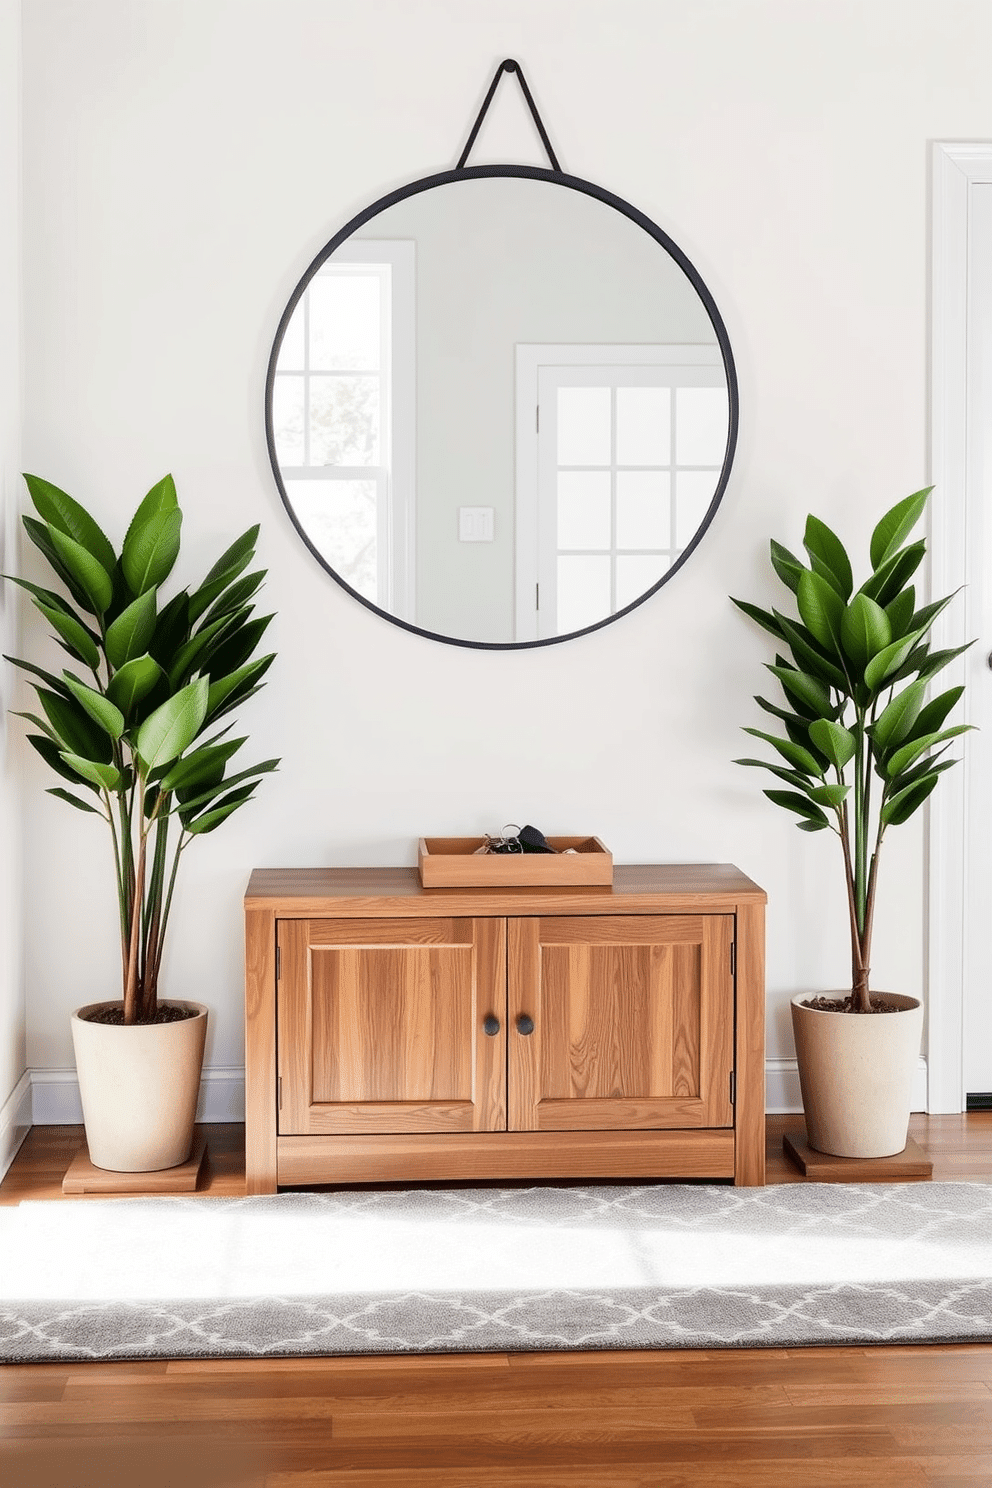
[853, 709, 868, 941]
[122, 828, 145, 1025]
[153, 828, 188, 989]
[838, 799, 866, 994]
[142, 808, 171, 1017]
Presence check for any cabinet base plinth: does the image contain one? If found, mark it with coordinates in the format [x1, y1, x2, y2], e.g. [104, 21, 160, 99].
[275, 1129, 736, 1188]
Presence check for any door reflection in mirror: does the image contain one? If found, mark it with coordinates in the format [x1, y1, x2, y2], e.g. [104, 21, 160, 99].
[514, 346, 726, 641]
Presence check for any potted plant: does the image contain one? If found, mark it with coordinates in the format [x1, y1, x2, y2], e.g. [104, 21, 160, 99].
[5, 473, 278, 1172]
[732, 486, 971, 1158]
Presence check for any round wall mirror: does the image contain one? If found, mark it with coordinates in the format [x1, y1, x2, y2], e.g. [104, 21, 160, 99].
[265, 165, 738, 649]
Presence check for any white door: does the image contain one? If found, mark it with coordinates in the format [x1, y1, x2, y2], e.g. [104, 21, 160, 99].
[961, 184, 992, 1101]
[930, 144, 992, 1110]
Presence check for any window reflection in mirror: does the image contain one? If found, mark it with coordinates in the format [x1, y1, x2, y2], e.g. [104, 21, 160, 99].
[268, 173, 735, 647]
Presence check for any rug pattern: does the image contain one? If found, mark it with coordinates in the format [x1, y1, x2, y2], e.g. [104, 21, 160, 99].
[3, 1181, 992, 1362]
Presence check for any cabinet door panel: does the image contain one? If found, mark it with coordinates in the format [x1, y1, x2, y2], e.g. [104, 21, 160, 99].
[278, 917, 505, 1135]
[508, 915, 734, 1131]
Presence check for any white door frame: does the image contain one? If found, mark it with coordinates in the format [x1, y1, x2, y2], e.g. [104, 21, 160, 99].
[928, 142, 992, 1111]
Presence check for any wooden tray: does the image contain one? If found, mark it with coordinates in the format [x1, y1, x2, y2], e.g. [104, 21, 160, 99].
[418, 836, 613, 888]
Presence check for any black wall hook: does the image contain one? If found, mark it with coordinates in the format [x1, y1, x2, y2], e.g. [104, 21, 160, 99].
[456, 58, 561, 172]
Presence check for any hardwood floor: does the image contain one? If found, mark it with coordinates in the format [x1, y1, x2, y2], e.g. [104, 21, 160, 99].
[2, 1114, 992, 1486]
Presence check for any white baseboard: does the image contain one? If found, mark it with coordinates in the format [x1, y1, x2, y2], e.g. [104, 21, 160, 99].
[30, 1066, 247, 1126]
[0, 1072, 33, 1182]
[25, 1058, 931, 1128]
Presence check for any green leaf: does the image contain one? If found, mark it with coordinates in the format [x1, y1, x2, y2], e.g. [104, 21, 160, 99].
[105, 589, 158, 669]
[773, 612, 847, 689]
[859, 540, 926, 608]
[742, 726, 825, 777]
[762, 789, 830, 827]
[36, 602, 101, 671]
[205, 613, 274, 680]
[909, 590, 959, 639]
[754, 695, 809, 727]
[872, 677, 928, 752]
[734, 758, 815, 792]
[27, 732, 99, 785]
[808, 782, 851, 807]
[766, 664, 834, 719]
[58, 752, 122, 791]
[23, 473, 117, 575]
[880, 771, 941, 828]
[885, 754, 958, 795]
[795, 570, 845, 656]
[35, 688, 112, 761]
[784, 716, 830, 769]
[912, 685, 966, 739]
[149, 590, 192, 667]
[4, 654, 74, 698]
[863, 632, 924, 692]
[61, 676, 125, 741]
[159, 737, 247, 793]
[200, 569, 266, 626]
[915, 642, 975, 681]
[124, 473, 177, 529]
[882, 642, 932, 687]
[106, 654, 164, 716]
[884, 588, 915, 639]
[884, 724, 973, 779]
[731, 598, 786, 642]
[46, 786, 102, 814]
[769, 540, 805, 594]
[4, 573, 83, 618]
[870, 487, 932, 570]
[135, 675, 210, 770]
[167, 608, 245, 689]
[840, 592, 892, 669]
[122, 505, 182, 596]
[182, 793, 256, 835]
[187, 525, 260, 623]
[171, 758, 278, 813]
[21, 515, 93, 611]
[205, 655, 274, 719]
[803, 515, 853, 599]
[808, 719, 858, 770]
[46, 526, 114, 614]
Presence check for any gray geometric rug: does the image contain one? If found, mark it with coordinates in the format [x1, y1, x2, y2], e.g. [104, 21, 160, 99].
[3, 1182, 992, 1362]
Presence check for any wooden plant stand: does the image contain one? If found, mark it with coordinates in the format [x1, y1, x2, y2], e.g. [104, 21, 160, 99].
[62, 1131, 208, 1194]
[783, 1129, 933, 1182]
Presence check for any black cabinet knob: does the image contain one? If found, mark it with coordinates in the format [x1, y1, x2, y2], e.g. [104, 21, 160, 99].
[483, 1014, 500, 1036]
[516, 1014, 535, 1035]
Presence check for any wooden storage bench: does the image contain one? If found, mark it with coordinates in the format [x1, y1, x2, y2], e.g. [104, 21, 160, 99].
[244, 863, 766, 1193]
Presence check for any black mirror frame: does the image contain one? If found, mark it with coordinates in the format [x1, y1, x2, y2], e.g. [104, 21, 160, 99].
[264, 163, 739, 650]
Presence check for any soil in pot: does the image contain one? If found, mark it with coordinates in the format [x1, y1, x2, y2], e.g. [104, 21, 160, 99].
[80, 1003, 197, 1026]
[800, 995, 902, 1014]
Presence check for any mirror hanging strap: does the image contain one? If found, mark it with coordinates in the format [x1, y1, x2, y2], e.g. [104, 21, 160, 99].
[456, 58, 561, 172]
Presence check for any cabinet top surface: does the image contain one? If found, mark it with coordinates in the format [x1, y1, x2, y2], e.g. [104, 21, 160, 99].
[244, 863, 766, 915]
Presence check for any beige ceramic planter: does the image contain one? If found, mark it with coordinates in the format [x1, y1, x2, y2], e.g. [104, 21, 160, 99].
[70, 1001, 208, 1172]
[791, 992, 923, 1159]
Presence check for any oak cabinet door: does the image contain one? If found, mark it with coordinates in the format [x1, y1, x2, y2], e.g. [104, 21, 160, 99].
[508, 915, 735, 1132]
[277, 917, 506, 1135]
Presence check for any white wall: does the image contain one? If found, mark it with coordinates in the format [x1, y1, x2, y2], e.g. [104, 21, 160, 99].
[18, 0, 987, 1104]
[0, 0, 26, 1158]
